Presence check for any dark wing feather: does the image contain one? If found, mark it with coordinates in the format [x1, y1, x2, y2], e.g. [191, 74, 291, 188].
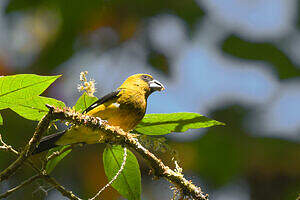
[32, 130, 66, 154]
[83, 89, 120, 114]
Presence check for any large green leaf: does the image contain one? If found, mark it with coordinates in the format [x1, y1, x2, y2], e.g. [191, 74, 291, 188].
[8, 96, 65, 121]
[103, 145, 141, 200]
[0, 74, 65, 121]
[74, 92, 98, 112]
[45, 145, 72, 174]
[135, 113, 225, 135]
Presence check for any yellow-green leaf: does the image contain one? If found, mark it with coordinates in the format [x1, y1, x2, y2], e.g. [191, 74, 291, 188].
[0, 74, 65, 121]
[74, 92, 98, 112]
[45, 145, 71, 174]
[103, 145, 141, 200]
[135, 112, 225, 135]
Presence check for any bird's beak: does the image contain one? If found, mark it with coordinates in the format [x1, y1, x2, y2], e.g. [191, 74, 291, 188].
[149, 79, 165, 92]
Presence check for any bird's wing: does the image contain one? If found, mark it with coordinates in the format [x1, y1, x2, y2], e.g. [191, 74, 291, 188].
[83, 89, 121, 114]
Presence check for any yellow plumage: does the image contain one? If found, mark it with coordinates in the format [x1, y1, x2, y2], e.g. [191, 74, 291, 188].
[34, 74, 164, 153]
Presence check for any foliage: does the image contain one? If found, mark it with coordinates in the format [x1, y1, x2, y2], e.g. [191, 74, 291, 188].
[0, 74, 65, 123]
[0, 74, 222, 199]
[45, 92, 98, 174]
[136, 113, 224, 135]
[103, 145, 141, 200]
[45, 145, 72, 174]
[74, 92, 98, 113]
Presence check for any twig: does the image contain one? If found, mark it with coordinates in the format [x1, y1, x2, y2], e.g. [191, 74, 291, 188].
[89, 146, 127, 200]
[0, 109, 53, 182]
[0, 174, 41, 199]
[1, 141, 81, 200]
[48, 105, 209, 200]
[0, 134, 19, 155]
[45, 145, 73, 163]
[41, 175, 81, 200]
[0, 117, 82, 200]
[0, 133, 40, 172]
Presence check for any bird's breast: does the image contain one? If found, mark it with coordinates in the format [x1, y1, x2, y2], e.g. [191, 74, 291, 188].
[114, 91, 147, 131]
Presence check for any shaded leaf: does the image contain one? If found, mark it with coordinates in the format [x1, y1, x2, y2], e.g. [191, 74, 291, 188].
[74, 92, 98, 112]
[0, 74, 65, 121]
[45, 145, 72, 174]
[103, 145, 141, 200]
[135, 113, 225, 135]
[0, 114, 2, 125]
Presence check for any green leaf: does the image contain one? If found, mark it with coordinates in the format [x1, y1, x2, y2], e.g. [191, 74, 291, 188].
[135, 112, 225, 135]
[0, 74, 65, 121]
[45, 145, 72, 174]
[9, 96, 65, 121]
[103, 145, 141, 200]
[74, 92, 98, 112]
[0, 114, 2, 125]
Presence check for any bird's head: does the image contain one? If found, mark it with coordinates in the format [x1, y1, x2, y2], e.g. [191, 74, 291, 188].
[119, 74, 165, 97]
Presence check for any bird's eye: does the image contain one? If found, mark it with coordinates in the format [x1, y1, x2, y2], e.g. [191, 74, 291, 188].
[141, 75, 152, 81]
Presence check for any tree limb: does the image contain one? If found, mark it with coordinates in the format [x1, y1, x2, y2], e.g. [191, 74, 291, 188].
[0, 105, 209, 199]
[0, 174, 41, 199]
[48, 105, 209, 200]
[0, 133, 81, 200]
[41, 175, 81, 200]
[0, 108, 53, 182]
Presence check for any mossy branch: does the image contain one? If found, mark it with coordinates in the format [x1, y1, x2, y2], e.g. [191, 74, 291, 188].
[0, 105, 209, 200]
[47, 105, 209, 200]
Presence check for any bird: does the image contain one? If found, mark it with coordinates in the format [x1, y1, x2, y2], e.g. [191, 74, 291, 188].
[33, 74, 165, 154]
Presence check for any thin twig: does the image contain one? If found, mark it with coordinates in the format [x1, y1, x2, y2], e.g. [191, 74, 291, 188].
[0, 133, 40, 172]
[45, 145, 73, 163]
[41, 145, 73, 170]
[0, 134, 19, 155]
[89, 146, 127, 200]
[0, 112, 81, 200]
[41, 175, 82, 200]
[2, 144, 81, 200]
[0, 109, 53, 182]
[0, 174, 41, 199]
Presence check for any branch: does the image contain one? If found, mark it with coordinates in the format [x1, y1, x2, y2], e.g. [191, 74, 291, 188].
[0, 130, 81, 200]
[0, 174, 41, 199]
[41, 175, 81, 200]
[48, 105, 209, 200]
[45, 145, 73, 163]
[0, 109, 53, 182]
[0, 105, 208, 200]
[0, 115, 81, 200]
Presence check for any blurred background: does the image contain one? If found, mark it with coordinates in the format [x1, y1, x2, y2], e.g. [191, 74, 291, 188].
[0, 0, 300, 199]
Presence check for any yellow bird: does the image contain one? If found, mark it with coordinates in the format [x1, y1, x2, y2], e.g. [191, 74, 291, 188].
[33, 74, 164, 154]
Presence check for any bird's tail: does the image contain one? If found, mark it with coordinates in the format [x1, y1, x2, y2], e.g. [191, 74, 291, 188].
[32, 131, 66, 154]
